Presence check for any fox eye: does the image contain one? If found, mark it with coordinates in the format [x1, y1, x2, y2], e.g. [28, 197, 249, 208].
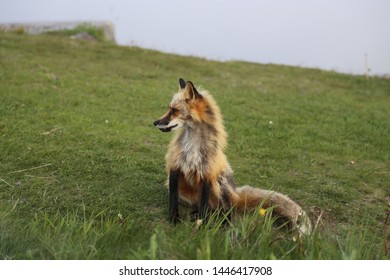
[170, 107, 179, 113]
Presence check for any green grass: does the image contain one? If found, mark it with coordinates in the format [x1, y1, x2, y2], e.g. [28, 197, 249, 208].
[0, 31, 389, 259]
[45, 24, 108, 42]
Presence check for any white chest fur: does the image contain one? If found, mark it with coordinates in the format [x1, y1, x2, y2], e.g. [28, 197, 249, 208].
[179, 127, 205, 170]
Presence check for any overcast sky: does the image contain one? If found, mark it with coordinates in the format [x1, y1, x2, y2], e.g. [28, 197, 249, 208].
[1, 0, 389, 75]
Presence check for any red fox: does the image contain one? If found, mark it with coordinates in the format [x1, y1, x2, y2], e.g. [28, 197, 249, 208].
[153, 78, 312, 235]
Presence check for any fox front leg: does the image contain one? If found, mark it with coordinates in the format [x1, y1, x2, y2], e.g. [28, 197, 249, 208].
[168, 169, 180, 224]
[199, 180, 211, 221]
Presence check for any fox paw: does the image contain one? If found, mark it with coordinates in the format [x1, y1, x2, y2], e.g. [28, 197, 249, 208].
[190, 210, 199, 222]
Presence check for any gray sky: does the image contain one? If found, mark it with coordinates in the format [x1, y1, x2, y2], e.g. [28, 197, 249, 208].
[1, 0, 389, 75]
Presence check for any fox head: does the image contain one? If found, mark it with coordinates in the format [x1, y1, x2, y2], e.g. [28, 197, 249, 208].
[153, 78, 208, 132]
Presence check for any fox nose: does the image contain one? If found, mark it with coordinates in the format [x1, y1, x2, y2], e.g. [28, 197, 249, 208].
[154, 118, 169, 126]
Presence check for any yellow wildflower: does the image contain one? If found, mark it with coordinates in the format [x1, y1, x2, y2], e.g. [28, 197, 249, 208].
[259, 208, 267, 217]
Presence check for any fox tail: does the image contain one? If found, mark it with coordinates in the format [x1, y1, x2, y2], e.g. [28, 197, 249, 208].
[235, 186, 312, 236]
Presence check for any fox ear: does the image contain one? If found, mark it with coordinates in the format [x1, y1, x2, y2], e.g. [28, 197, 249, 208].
[179, 78, 186, 90]
[184, 81, 202, 100]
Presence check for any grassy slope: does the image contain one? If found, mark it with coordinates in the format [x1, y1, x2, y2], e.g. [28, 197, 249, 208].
[0, 32, 389, 259]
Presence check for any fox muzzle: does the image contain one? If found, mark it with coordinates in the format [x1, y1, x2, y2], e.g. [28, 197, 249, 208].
[153, 118, 177, 132]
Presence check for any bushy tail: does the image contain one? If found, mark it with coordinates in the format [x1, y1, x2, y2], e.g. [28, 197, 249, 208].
[235, 185, 312, 236]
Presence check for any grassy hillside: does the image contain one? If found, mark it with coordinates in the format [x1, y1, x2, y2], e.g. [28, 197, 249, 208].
[0, 31, 389, 259]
